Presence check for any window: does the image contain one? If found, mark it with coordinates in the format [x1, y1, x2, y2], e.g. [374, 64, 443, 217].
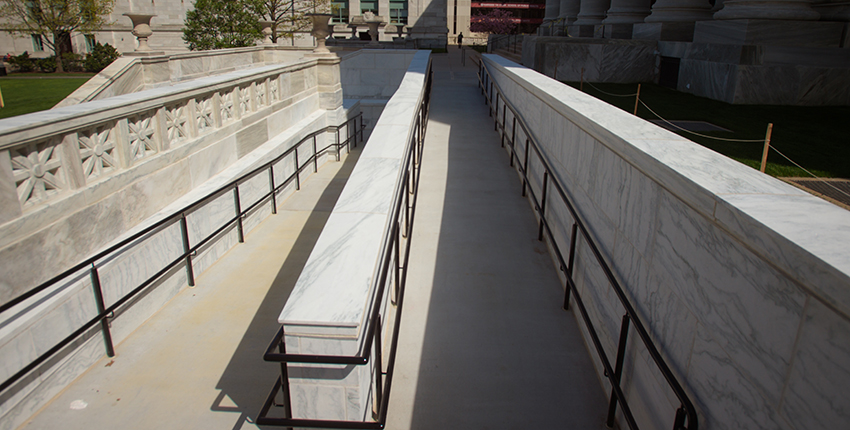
[331, 0, 348, 24]
[360, 1, 376, 14]
[85, 34, 97, 52]
[31, 34, 44, 52]
[389, 0, 407, 24]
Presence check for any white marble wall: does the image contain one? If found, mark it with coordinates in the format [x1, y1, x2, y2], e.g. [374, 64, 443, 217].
[56, 46, 315, 108]
[482, 54, 850, 430]
[0, 57, 331, 303]
[0, 55, 356, 430]
[278, 50, 431, 423]
[340, 50, 418, 99]
[522, 37, 658, 83]
[340, 50, 418, 144]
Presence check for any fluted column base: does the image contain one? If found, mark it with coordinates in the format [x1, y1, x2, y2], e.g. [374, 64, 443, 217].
[644, 0, 713, 22]
[693, 19, 846, 46]
[573, 0, 611, 25]
[714, 0, 820, 20]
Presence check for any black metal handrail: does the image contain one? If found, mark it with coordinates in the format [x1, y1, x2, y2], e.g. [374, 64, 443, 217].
[478, 58, 698, 430]
[0, 114, 365, 395]
[257, 64, 433, 429]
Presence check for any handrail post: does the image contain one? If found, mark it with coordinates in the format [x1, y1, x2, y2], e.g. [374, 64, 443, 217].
[278, 333, 294, 420]
[179, 215, 195, 286]
[538, 171, 549, 241]
[501, 104, 507, 146]
[510, 117, 517, 166]
[563, 222, 578, 310]
[607, 314, 632, 428]
[312, 135, 318, 173]
[233, 186, 244, 243]
[268, 166, 277, 215]
[89, 264, 115, 357]
[336, 127, 341, 161]
[294, 148, 301, 190]
[394, 221, 401, 305]
[374, 314, 384, 409]
[522, 138, 530, 196]
[403, 174, 410, 238]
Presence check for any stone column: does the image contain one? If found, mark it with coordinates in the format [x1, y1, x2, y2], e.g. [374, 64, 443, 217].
[644, 0, 713, 22]
[714, 0, 820, 19]
[558, 0, 582, 26]
[603, 0, 651, 23]
[573, 0, 611, 25]
[541, 0, 561, 34]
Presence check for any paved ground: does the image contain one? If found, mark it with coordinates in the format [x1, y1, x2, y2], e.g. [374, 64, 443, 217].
[19, 48, 607, 430]
[20, 151, 360, 430]
[385, 47, 607, 430]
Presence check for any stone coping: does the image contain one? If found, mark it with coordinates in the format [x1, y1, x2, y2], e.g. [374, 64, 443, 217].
[278, 50, 431, 339]
[481, 53, 850, 318]
[0, 58, 319, 149]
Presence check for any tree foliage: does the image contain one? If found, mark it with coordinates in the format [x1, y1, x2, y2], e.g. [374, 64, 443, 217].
[248, 0, 331, 43]
[183, 0, 263, 50]
[0, 0, 115, 72]
[84, 42, 120, 72]
[469, 9, 517, 35]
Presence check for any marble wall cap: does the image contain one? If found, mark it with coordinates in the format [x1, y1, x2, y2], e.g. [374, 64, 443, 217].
[0, 58, 318, 148]
[279, 51, 431, 337]
[481, 53, 850, 316]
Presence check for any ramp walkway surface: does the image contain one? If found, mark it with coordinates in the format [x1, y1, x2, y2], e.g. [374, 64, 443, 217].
[18, 49, 607, 430]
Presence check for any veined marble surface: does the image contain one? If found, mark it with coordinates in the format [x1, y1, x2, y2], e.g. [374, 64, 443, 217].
[482, 53, 850, 430]
[279, 51, 430, 338]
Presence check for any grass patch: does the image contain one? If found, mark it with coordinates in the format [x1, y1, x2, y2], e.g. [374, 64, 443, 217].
[0, 75, 92, 119]
[467, 45, 488, 53]
[429, 47, 448, 54]
[564, 82, 850, 179]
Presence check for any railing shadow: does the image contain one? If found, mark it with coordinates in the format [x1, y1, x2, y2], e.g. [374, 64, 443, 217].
[211, 147, 363, 430]
[404, 67, 609, 429]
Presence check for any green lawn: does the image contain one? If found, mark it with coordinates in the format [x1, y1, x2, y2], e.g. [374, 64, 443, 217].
[0, 74, 94, 119]
[565, 82, 850, 179]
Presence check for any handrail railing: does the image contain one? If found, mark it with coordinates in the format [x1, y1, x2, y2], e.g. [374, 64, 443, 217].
[256, 65, 433, 429]
[478, 58, 698, 430]
[0, 114, 365, 395]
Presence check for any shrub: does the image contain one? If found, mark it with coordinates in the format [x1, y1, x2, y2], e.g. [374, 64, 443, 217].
[84, 42, 120, 72]
[34, 56, 56, 73]
[61, 52, 84, 72]
[8, 51, 34, 72]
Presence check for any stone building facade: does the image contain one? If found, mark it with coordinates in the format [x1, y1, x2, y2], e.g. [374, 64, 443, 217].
[0, 0, 449, 57]
[525, 0, 850, 105]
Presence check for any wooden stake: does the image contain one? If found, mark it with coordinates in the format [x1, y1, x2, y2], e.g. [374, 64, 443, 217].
[633, 83, 641, 115]
[580, 68, 584, 91]
[0, 86, 4, 108]
[760, 123, 773, 173]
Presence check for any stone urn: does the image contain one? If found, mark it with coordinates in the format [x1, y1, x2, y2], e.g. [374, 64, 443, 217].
[363, 11, 385, 46]
[124, 14, 156, 52]
[307, 13, 333, 53]
[260, 21, 275, 45]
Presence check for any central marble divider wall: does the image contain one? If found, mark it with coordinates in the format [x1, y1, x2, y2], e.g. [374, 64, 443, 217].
[277, 50, 431, 423]
[482, 54, 850, 430]
[340, 50, 420, 141]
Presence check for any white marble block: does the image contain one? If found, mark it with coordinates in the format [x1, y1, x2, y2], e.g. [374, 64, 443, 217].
[278, 50, 431, 424]
[481, 54, 850, 430]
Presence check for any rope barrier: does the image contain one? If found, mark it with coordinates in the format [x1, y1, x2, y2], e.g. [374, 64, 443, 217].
[581, 83, 848, 200]
[638, 100, 765, 143]
[584, 81, 638, 98]
[767, 146, 850, 200]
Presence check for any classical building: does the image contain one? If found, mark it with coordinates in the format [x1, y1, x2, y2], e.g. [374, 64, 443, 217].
[0, 0, 450, 57]
[523, 0, 850, 105]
